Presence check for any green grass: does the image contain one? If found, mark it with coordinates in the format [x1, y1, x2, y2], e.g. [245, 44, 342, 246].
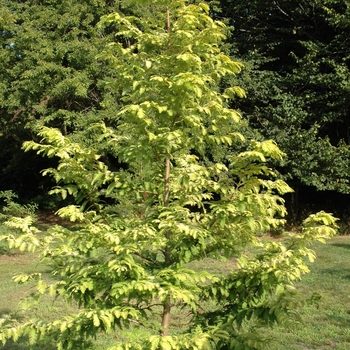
[267, 236, 350, 350]
[1, 232, 350, 349]
[0, 250, 53, 349]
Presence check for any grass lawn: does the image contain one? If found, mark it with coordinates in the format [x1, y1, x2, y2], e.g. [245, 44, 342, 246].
[1, 232, 350, 349]
[267, 236, 350, 350]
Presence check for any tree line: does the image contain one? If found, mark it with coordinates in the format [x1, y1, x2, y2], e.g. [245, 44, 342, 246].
[1, 0, 350, 221]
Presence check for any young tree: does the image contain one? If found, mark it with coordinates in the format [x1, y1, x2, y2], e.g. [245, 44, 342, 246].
[0, 1, 337, 349]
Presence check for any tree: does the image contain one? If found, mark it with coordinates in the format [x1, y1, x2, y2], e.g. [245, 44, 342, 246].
[0, 0, 119, 200]
[0, 0, 192, 202]
[0, 1, 337, 349]
[218, 0, 350, 195]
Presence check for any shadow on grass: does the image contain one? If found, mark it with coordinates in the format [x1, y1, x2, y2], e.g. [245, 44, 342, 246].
[0, 247, 10, 256]
[0, 308, 27, 325]
[326, 313, 350, 327]
[0, 242, 26, 257]
[318, 267, 350, 280]
[0, 309, 56, 350]
[1, 339, 56, 350]
[330, 242, 350, 250]
[0, 308, 13, 317]
[0, 241, 12, 256]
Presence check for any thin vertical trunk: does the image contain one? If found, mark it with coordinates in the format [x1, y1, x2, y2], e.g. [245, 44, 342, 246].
[166, 6, 171, 34]
[163, 157, 171, 259]
[290, 184, 299, 224]
[161, 296, 171, 336]
[62, 123, 67, 136]
[161, 157, 171, 336]
[160, 5, 172, 338]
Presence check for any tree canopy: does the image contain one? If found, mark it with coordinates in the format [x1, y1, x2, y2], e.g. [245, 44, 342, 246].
[0, 0, 118, 199]
[219, 0, 350, 193]
[1, 0, 350, 218]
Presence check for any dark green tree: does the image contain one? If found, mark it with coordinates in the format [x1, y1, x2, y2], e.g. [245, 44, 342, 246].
[218, 0, 350, 196]
[0, 0, 120, 199]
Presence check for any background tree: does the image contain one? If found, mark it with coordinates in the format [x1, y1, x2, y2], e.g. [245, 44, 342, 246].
[0, 1, 337, 349]
[0, 0, 120, 201]
[217, 0, 350, 216]
[0, 0, 190, 204]
[2, 0, 349, 223]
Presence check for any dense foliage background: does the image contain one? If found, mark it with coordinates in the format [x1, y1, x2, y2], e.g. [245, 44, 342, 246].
[219, 0, 350, 220]
[1, 0, 350, 221]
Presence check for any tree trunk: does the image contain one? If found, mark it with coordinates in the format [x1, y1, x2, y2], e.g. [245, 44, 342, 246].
[161, 296, 171, 336]
[161, 156, 172, 335]
[160, 6, 172, 338]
